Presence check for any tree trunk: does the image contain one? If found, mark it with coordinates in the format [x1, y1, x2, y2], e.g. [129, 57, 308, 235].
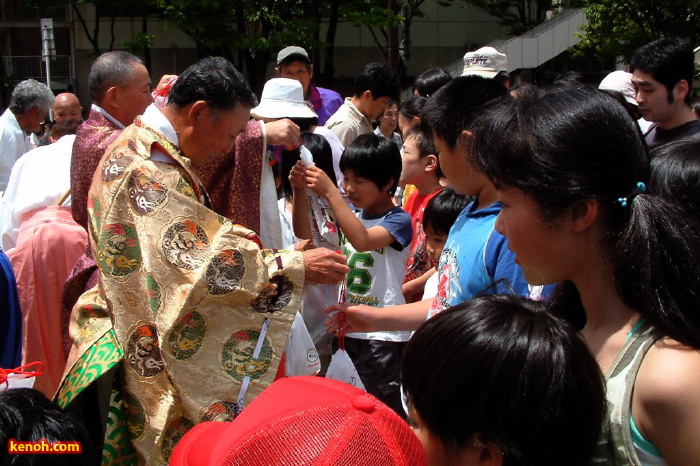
[142, 16, 151, 71]
[387, 0, 399, 74]
[323, 0, 340, 87]
[72, 4, 100, 56]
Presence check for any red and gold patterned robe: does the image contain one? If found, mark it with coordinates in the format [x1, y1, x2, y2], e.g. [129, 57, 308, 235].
[57, 117, 304, 465]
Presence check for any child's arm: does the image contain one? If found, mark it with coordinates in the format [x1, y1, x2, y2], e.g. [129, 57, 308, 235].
[289, 161, 312, 240]
[402, 267, 436, 301]
[305, 165, 395, 251]
[324, 298, 434, 333]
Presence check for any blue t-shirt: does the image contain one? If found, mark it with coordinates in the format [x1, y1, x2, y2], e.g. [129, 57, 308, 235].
[429, 200, 551, 316]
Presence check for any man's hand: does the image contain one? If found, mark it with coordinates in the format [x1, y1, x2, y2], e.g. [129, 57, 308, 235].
[265, 119, 300, 150]
[155, 75, 178, 92]
[302, 247, 348, 284]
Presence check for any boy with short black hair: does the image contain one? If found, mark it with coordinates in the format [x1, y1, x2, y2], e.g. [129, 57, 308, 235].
[400, 125, 444, 302]
[290, 132, 412, 416]
[325, 63, 400, 147]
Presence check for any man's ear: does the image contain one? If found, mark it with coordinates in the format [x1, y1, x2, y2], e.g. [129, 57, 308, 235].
[362, 90, 374, 101]
[187, 100, 209, 126]
[104, 86, 118, 107]
[674, 79, 689, 102]
[310, 64, 314, 79]
[274, 67, 282, 78]
[567, 199, 599, 233]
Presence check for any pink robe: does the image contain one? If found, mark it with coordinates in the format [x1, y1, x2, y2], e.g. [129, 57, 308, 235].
[7, 205, 87, 397]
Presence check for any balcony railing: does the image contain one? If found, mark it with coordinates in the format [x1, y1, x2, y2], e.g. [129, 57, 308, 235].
[2, 55, 73, 81]
[0, 1, 68, 21]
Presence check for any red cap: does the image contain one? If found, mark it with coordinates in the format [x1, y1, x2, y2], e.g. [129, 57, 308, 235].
[170, 376, 427, 465]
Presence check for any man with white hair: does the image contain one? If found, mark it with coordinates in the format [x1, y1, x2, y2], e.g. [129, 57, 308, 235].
[0, 79, 54, 192]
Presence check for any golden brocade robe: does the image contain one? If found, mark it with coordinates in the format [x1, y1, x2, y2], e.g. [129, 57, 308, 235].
[56, 117, 304, 464]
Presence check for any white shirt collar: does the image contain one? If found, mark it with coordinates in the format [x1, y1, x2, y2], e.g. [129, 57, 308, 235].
[141, 104, 178, 147]
[91, 104, 125, 129]
[2, 108, 27, 135]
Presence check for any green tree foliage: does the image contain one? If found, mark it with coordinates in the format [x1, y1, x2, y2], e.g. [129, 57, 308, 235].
[28, 0, 411, 90]
[157, 0, 322, 91]
[577, 0, 700, 62]
[157, 0, 403, 92]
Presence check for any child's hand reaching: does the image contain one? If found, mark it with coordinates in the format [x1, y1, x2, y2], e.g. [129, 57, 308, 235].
[305, 165, 335, 198]
[289, 160, 307, 191]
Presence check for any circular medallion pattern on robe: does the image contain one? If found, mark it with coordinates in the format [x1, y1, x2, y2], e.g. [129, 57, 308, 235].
[166, 311, 206, 360]
[221, 329, 273, 382]
[159, 416, 194, 463]
[251, 275, 294, 313]
[102, 139, 136, 182]
[162, 219, 210, 270]
[127, 167, 168, 215]
[206, 249, 245, 295]
[97, 223, 142, 277]
[123, 390, 146, 440]
[126, 325, 165, 377]
[75, 303, 111, 343]
[200, 400, 240, 423]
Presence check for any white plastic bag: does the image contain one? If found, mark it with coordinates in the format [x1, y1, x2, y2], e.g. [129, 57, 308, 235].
[325, 348, 365, 391]
[285, 311, 321, 376]
[0, 362, 43, 391]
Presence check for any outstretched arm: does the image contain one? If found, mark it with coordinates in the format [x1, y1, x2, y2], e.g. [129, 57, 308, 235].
[402, 268, 435, 301]
[325, 298, 433, 334]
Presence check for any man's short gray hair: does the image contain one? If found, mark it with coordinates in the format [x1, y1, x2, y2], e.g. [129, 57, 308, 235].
[9, 79, 55, 114]
[88, 51, 144, 104]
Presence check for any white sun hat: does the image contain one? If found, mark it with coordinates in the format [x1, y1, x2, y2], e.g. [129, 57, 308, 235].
[250, 78, 317, 120]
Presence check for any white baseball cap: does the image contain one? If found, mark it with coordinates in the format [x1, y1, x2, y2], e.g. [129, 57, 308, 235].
[461, 47, 508, 78]
[599, 70, 638, 106]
